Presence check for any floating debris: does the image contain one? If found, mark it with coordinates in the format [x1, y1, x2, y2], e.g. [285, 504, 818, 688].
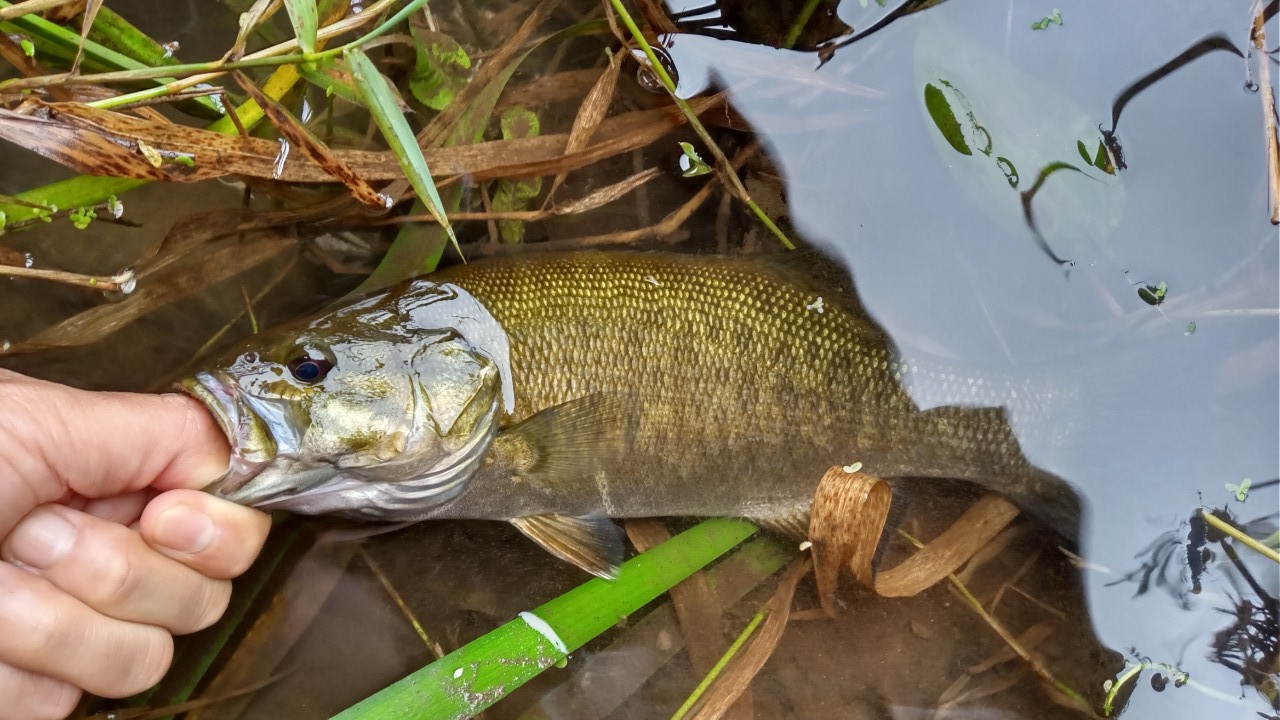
[676, 141, 711, 177]
[112, 267, 137, 295]
[137, 140, 163, 168]
[272, 138, 290, 179]
[1137, 280, 1168, 306]
[1225, 477, 1252, 502]
[1031, 9, 1063, 31]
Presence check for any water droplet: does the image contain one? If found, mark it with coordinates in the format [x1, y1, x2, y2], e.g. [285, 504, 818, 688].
[23, 253, 33, 268]
[272, 138, 290, 179]
[113, 267, 137, 295]
[0, 339, 10, 353]
[1244, 80, 1259, 93]
[630, 46, 678, 94]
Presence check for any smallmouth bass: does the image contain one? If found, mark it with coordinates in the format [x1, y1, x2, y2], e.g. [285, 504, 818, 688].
[183, 252, 1081, 576]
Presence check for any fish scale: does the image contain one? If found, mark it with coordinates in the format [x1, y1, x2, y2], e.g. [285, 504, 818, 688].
[431, 252, 1077, 535]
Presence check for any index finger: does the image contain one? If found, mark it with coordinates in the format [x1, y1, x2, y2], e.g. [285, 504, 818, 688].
[0, 370, 229, 534]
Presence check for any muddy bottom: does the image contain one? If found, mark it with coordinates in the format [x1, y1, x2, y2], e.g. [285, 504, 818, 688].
[174, 482, 1119, 720]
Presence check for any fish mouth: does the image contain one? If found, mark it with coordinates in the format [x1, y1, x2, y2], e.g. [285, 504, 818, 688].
[178, 371, 275, 499]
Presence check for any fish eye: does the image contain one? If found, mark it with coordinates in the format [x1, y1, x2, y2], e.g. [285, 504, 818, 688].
[286, 348, 333, 385]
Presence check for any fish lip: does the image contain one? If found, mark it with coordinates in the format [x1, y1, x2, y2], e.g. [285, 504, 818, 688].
[177, 371, 270, 498]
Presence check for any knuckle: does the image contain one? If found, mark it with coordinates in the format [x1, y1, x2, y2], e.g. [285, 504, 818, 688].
[86, 531, 144, 610]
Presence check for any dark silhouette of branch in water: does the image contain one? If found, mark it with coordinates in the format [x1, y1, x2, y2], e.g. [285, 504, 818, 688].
[1107, 34, 1245, 134]
[815, 0, 949, 67]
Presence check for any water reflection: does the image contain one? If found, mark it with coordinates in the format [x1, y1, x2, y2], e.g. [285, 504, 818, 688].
[665, 0, 1277, 716]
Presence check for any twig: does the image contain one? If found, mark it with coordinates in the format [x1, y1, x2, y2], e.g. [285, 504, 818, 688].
[670, 612, 765, 720]
[0, 0, 76, 21]
[1201, 508, 1280, 563]
[1251, 3, 1280, 223]
[605, 0, 795, 250]
[0, 263, 135, 293]
[357, 546, 445, 659]
[897, 529, 1096, 715]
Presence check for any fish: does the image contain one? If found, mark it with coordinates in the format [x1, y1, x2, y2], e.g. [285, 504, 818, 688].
[181, 251, 1081, 577]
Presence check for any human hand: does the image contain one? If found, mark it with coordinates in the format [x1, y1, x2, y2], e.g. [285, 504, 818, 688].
[0, 370, 272, 720]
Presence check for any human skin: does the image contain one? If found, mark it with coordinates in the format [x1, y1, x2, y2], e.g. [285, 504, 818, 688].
[0, 370, 271, 720]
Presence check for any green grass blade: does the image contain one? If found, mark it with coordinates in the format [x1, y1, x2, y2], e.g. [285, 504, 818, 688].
[283, 0, 318, 54]
[346, 46, 460, 263]
[330, 518, 759, 720]
[0, 0, 222, 115]
[0, 63, 302, 227]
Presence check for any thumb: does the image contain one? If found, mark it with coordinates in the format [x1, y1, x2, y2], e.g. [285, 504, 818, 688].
[0, 371, 229, 534]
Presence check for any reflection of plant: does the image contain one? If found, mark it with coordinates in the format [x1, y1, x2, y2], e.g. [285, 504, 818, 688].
[1212, 595, 1279, 710]
[1111, 498, 1280, 710]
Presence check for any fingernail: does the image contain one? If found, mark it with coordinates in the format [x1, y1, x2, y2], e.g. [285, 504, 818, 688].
[153, 503, 215, 554]
[3, 508, 75, 570]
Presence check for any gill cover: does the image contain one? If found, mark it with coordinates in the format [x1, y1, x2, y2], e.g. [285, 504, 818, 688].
[196, 280, 518, 520]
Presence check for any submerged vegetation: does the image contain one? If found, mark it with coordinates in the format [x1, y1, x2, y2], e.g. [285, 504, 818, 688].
[0, 0, 1276, 718]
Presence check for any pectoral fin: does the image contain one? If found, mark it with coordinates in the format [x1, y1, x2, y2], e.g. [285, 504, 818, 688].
[492, 392, 635, 489]
[510, 513, 624, 579]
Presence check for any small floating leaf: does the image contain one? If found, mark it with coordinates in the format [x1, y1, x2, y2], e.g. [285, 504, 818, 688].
[924, 82, 972, 156]
[1184, 321, 1196, 335]
[1031, 9, 1063, 31]
[677, 141, 712, 177]
[68, 206, 95, 229]
[1224, 477, 1252, 502]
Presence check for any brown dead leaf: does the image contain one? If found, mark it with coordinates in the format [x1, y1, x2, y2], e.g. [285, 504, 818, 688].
[685, 557, 809, 720]
[874, 494, 1020, 598]
[68, 0, 103, 75]
[0, 97, 721, 188]
[544, 49, 621, 205]
[227, 0, 283, 61]
[232, 71, 389, 210]
[807, 467, 892, 615]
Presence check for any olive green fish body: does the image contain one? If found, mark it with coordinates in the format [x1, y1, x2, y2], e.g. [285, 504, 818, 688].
[187, 251, 1081, 575]
[429, 253, 1076, 534]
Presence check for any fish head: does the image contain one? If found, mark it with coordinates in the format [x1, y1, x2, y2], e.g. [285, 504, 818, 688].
[181, 280, 515, 519]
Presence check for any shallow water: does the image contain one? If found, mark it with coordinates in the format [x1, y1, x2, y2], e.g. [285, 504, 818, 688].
[1, 0, 1276, 718]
